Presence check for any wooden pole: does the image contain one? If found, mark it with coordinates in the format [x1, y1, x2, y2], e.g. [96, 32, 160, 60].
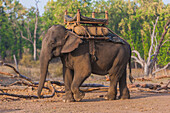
[77, 9, 80, 25]
[64, 10, 67, 25]
[105, 11, 108, 25]
[92, 12, 95, 18]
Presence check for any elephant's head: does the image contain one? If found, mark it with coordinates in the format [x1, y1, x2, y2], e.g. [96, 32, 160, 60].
[37, 25, 82, 98]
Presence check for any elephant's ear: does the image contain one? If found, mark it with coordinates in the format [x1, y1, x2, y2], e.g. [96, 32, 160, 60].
[61, 31, 83, 53]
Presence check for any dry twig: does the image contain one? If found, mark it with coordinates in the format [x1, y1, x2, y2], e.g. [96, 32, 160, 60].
[0, 82, 55, 98]
[135, 77, 152, 81]
[0, 61, 34, 84]
[155, 75, 170, 79]
[157, 81, 170, 91]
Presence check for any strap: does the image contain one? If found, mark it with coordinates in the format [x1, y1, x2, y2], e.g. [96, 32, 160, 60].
[89, 40, 96, 62]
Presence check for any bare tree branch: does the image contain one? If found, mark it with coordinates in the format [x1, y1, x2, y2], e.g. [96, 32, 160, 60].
[132, 50, 145, 64]
[148, 17, 159, 65]
[152, 62, 170, 75]
[25, 19, 32, 40]
[131, 56, 144, 67]
[157, 81, 170, 91]
[161, 39, 169, 47]
[153, 32, 158, 54]
[150, 19, 170, 71]
[0, 71, 15, 77]
[0, 61, 34, 84]
[13, 55, 19, 71]
[0, 82, 55, 99]
[20, 31, 33, 44]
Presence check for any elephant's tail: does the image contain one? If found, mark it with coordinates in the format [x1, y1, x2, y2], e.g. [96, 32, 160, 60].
[129, 50, 134, 84]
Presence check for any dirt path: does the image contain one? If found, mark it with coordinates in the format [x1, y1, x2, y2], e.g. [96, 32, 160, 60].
[0, 91, 170, 113]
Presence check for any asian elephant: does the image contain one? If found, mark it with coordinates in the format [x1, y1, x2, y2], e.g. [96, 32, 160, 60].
[37, 25, 133, 102]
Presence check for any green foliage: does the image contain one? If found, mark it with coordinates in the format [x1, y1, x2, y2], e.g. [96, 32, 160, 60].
[42, 0, 93, 31]
[0, 5, 13, 60]
[108, 0, 169, 65]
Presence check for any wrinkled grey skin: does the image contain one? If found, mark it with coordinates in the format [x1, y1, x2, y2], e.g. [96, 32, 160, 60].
[37, 25, 132, 102]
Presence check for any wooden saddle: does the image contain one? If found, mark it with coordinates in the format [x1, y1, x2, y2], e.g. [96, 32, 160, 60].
[64, 9, 109, 38]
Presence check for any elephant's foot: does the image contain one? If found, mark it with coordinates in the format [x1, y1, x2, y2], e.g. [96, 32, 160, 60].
[104, 94, 116, 100]
[63, 92, 75, 102]
[119, 88, 130, 100]
[63, 97, 75, 102]
[118, 94, 130, 100]
[73, 91, 85, 101]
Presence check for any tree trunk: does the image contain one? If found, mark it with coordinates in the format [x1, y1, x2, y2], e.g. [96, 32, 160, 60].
[19, 35, 22, 59]
[150, 20, 170, 73]
[135, 62, 137, 69]
[33, 39, 36, 61]
[144, 63, 149, 77]
[33, 0, 39, 61]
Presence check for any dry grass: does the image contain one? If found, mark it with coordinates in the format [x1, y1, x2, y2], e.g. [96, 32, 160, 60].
[131, 68, 170, 78]
[0, 61, 63, 81]
[0, 60, 169, 82]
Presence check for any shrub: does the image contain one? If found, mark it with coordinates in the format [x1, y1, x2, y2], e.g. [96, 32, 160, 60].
[19, 54, 39, 67]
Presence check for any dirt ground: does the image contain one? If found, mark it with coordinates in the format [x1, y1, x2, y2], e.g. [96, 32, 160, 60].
[0, 91, 170, 113]
[0, 74, 170, 113]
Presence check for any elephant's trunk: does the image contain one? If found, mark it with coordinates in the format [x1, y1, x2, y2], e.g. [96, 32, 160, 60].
[37, 49, 51, 98]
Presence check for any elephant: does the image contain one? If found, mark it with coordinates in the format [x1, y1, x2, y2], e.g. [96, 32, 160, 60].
[37, 25, 133, 102]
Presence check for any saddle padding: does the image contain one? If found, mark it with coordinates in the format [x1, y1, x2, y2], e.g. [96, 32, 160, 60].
[74, 26, 109, 36]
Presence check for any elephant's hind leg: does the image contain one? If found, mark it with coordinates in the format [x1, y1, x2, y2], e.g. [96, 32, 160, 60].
[105, 74, 118, 100]
[119, 67, 130, 99]
[106, 59, 125, 100]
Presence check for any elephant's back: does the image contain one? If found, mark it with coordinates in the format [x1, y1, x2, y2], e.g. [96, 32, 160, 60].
[95, 41, 130, 58]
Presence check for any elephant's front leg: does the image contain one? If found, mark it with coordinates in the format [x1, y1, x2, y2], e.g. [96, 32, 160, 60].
[71, 56, 91, 101]
[71, 70, 91, 101]
[63, 66, 74, 102]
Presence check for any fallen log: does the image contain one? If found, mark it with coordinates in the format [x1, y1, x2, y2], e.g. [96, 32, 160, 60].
[8, 81, 33, 86]
[135, 77, 152, 81]
[155, 75, 170, 79]
[81, 87, 108, 92]
[81, 87, 143, 92]
[0, 92, 39, 98]
[0, 82, 55, 99]
[140, 84, 161, 90]
[128, 83, 163, 90]
[81, 83, 107, 87]
[128, 84, 141, 88]
[0, 85, 30, 90]
[34, 81, 107, 87]
[157, 81, 170, 91]
[138, 87, 170, 93]
[0, 71, 15, 77]
[0, 61, 34, 84]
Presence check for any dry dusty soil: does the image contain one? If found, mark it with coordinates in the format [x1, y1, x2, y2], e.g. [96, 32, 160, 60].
[0, 75, 170, 113]
[0, 91, 170, 113]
